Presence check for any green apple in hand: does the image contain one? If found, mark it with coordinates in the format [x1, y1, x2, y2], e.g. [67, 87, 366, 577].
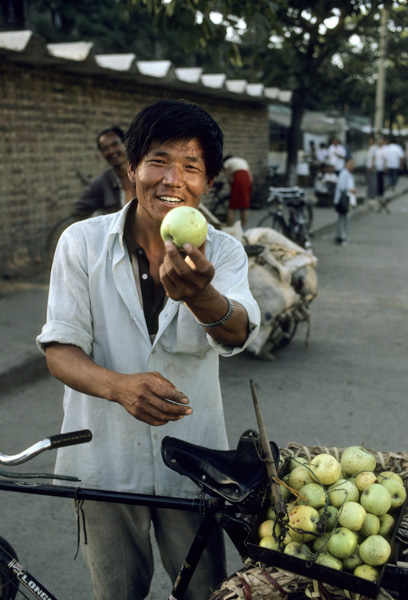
[160, 206, 208, 249]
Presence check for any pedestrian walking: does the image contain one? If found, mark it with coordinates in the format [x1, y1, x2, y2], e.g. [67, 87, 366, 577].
[375, 137, 388, 212]
[365, 135, 377, 200]
[328, 137, 347, 175]
[384, 137, 405, 191]
[333, 158, 357, 246]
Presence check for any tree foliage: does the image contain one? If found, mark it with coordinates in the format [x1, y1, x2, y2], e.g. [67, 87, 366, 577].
[22, 0, 408, 179]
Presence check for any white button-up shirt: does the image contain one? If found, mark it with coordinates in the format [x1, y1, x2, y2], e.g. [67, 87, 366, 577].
[37, 200, 260, 497]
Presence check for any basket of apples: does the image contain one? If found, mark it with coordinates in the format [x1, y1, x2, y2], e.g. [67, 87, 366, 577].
[240, 443, 408, 600]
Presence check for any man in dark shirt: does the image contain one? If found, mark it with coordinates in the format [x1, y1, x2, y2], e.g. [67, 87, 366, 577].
[72, 126, 135, 217]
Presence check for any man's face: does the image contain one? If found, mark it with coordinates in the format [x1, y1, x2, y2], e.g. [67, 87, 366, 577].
[98, 132, 127, 168]
[128, 138, 213, 226]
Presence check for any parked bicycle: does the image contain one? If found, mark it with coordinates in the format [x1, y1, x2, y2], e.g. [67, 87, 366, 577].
[257, 187, 314, 250]
[0, 423, 407, 600]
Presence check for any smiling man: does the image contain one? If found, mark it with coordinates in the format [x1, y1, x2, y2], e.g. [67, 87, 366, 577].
[72, 126, 135, 218]
[37, 99, 260, 600]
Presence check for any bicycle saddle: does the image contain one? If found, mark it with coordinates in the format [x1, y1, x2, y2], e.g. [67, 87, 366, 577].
[161, 430, 279, 504]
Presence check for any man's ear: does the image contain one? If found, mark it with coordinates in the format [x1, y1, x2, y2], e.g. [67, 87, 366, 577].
[204, 177, 215, 195]
[127, 162, 136, 183]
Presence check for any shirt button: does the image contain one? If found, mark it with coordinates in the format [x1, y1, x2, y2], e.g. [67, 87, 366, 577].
[141, 273, 148, 280]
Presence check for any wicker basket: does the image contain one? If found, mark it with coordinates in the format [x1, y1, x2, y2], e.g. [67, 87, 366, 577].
[209, 443, 408, 600]
[209, 562, 396, 600]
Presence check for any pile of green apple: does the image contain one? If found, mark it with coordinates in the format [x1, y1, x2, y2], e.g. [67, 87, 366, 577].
[257, 446, 407, 584]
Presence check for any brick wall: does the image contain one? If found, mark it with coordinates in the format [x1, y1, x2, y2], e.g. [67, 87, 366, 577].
[0, 60, 269, 277]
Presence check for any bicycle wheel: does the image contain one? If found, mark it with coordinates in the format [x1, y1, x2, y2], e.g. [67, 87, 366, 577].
[45, 216, 80, 266]
[257, 212, 287, 236]
[0, 537, 19, 600]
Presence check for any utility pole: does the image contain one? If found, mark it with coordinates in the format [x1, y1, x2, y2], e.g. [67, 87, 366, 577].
[374, 5, 389, 135]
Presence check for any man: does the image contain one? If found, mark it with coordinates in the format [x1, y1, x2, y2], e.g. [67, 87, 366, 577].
[328, 137, 346, 175]
[375, 136, 388, 212]
[36, 99, 260, 600]
[365, 135, 377, 200]
[223, 155, 253, 228]
[333, 158, 357, 246]
[383, 137, 405, 191]
[72, 126, 135, 217]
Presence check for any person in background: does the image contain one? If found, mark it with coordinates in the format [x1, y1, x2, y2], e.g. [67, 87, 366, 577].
[314, 164, 337, 205]
[333, 158, 357, 246]
[223, 155, 253, 229]
[328, 137, 347, 175]
[365, 135, 377, 201]
[307, 140, 319, 186]
[36, 99, 260, 600]
[375, 136, 387, 211]
[316, 142, 329, 165]
[71, 126, 135, 217]
[384, 137, 405, 191]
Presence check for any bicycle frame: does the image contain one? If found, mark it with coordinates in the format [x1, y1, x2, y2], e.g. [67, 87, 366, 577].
[0, 429, 267, 600]
[260, 187, 313, 249]
[2, 432, 407, 600]
[0, 478, 255, 600]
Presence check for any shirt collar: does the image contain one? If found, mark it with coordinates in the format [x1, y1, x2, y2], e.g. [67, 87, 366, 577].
[107, 197, 138, 256]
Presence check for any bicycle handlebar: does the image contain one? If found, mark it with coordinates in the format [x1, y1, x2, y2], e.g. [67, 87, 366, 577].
[0, 429, 92, 466]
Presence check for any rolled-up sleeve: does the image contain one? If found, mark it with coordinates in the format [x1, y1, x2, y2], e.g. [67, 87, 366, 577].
[36, 224, 94, 356]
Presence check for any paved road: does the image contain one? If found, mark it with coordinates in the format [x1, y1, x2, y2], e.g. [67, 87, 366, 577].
[1, 193, 408, 599]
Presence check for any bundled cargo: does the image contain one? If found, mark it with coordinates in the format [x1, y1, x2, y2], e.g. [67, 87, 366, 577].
[223, 224, 318, 360]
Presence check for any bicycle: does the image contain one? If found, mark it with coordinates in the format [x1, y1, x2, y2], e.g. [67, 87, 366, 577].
[264, 163, 284, 188]
[0, 419, 407, 600]
[257, 187, 314, 250]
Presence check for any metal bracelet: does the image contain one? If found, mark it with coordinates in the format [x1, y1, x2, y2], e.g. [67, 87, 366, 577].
[196, 296, 234, 329]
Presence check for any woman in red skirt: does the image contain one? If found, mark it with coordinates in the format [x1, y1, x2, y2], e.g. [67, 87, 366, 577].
[223, 156, 253, 229]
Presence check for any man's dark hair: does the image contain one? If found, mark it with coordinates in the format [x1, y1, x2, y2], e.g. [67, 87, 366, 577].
[124, 99, 224, 179]
[97, 126, 125, 149]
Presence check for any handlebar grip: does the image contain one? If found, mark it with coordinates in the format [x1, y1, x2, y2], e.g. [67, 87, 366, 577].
[47, 430, 93, 449]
